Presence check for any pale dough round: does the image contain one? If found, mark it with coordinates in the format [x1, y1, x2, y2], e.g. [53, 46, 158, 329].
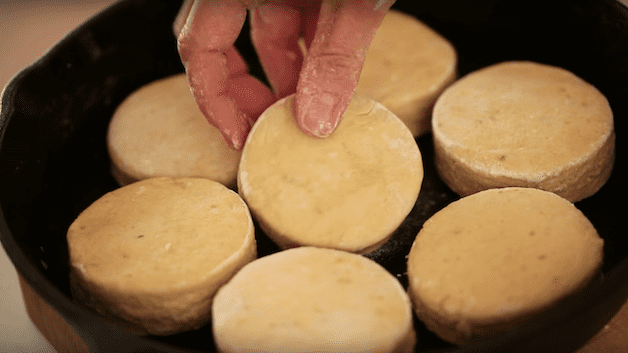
[406, 187, 603, 344]
[356, 9, 457, 137]
[238, 94, 423, 254]
[212, 246, 416, 353]
[67, 177, 256, 335]
[107, 73, 242, 189]
[432, 61, 615, 202]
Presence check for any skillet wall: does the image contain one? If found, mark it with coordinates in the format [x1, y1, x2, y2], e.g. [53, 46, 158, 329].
[0, 0, 187, 351]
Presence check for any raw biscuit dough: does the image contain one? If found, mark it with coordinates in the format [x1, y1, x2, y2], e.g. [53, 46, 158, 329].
[107, 74, 242, 189]
[238, 94, 423, 254]
[356, 9, 457, 137]
[406, 187, 604, 344]
[432, 61, 615, 202]
[212, 246, 416, 353]
[67, 177, 256, 335]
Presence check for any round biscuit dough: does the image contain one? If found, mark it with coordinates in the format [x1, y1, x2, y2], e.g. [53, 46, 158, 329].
[238, 94, 423, 254]
[406, 187, 604, 344]
[67, 177, 256, 335]
[212, 246, 416, 353]
[356, 9, 457, 137]
[432, 61, 615, 202]
[107, 74, 242, 189]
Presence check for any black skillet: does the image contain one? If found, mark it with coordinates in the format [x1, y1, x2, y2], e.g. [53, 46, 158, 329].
[1, 0, 627, 351]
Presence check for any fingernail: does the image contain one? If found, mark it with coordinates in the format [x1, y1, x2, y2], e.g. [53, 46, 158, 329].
[299, 93, 338, 137]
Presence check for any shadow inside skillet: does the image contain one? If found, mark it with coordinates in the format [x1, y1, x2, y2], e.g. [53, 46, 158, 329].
[0, 0, 627, 352]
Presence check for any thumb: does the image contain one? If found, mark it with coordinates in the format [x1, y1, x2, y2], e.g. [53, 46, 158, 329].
[295, 0, 394, 138]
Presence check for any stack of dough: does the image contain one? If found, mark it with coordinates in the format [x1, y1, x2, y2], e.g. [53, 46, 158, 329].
[107, 74, 242, 189]
[406, 187, 604, 344]
[432, 61, 615, 202]
[356, 9, 457, 137]
[238, 94, 423, 254]
[212, 246, 416, 353]
[67, 177, 256, 335]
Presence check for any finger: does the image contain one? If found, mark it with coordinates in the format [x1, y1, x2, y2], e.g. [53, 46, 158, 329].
[173, 0, 194, 37]
[225, 46, 249, 77]
[225, 46, 276, 125]
[301, 4, 320, 50]
[295, 0, 395, 137]
[229, 75, 276, 125]
[177, 0, 251, 149]
[186, 48, 251, 150]
[249, 2, 304, 99]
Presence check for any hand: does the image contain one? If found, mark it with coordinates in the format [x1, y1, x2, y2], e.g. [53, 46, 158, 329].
[175, 0, 395, 149]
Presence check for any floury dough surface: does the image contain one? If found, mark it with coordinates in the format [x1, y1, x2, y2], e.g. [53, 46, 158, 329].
[107, 74, 242, 189]
[67, 177, 256, 335]
[356, 9, 457, 137]
[432, 61, 615, 202]
[406, 187, 604, 344]
[212, 247, 416, 353]
[238, 94, 423, 254]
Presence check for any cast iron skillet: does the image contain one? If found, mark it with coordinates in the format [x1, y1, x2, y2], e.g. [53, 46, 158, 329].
[1, 0, 627, 351]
